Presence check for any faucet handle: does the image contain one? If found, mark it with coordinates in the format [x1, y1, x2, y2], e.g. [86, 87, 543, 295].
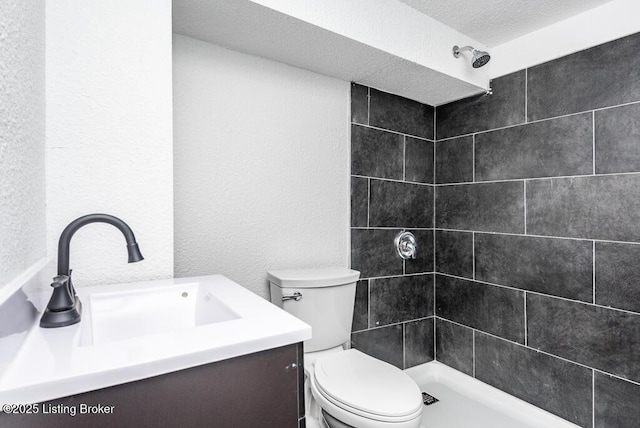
[48, 275, 75, 311]
[395, 231, 418, 260]
[51, 275, 70, 288]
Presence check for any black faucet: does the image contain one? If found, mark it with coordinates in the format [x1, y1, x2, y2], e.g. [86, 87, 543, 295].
[40, 214, 144, 328]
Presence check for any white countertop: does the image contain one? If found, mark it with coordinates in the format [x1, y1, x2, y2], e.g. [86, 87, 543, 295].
[0, 275, 311, 405]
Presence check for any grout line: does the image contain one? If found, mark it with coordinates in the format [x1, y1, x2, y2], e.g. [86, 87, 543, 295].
[592, 110, 596, 175]
[362, 272, 436, 281]
[433, 227, 640, 246]
[433, 316, 437, 361]
[434, 99, 640, 142]
[434, 106, 437, 141]
[366, 178, 370, 228]
[524, 292, 528, 346]
[593, 240, 596, 304]
[436, 316, 640, 388]
[367, 87, 370, 126]
[351, 174, 435, 187]
[472, 330, 476, 378]
[352, 122, 435, 142]
[585, 367, 635, 389]
[402, 322, 406, 369]
[433, 137, 436, 185]
[353, 315, 434, 334]
[524, 68, 528, 122]
[433, 273, 436, 320]
[367, 279, 371, 329]
[403, 136, 406, 181]
[433, 229, 437, 277]
[352, 170, 640, 187]
[352, 226, 435, 230]
[523, 180, 527, 235]
[472, 134, 476, 182]
[435, 272, 640, 317]
[434, 169, 640, 187]
[432, 181, 436, 229]
[472, 232, 476, 279]
[592, 369, 596, 428]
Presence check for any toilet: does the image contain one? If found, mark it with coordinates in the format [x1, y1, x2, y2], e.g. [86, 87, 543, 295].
[268, 267, 423, 428]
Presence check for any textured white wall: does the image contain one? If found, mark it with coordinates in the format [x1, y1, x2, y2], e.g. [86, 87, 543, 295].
[173, 35, 350, 299]
[0, 1, 46, 290]
[45, 1, 174, 287]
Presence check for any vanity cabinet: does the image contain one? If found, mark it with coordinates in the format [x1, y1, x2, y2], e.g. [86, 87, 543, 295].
[2, 343, 304, 428]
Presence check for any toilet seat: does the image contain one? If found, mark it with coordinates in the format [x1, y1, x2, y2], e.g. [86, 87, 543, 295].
[313, 349, 423, 423]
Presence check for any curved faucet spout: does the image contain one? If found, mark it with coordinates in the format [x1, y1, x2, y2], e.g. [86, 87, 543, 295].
[41, 213, 144, 328]
[57, 213, 144, 276]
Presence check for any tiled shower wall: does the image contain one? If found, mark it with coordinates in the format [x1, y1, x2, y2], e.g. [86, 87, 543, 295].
[349, 84, 436, 370]
[435, 32, 640, 428]
[350, 31, 640, 428]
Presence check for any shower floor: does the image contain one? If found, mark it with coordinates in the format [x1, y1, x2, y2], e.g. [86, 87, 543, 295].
[405, 361, 580, 428]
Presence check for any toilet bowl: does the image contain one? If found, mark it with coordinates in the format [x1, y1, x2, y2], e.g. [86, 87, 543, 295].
[267, 267, 424, 428]
[308, 349, 423, 428]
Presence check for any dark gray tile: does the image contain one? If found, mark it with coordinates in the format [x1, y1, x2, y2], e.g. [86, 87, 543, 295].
[369, 180, 433, 228]
[596, 242, 640, 313]
[527, 294, 640, 383]
[435, 136, 473, 184]
[405, 137, 434, 184]
[595, 102, 640, 174]
[475, 333, 592, 427]
[475, 234, 593, 301]
[351, 324, 403, 368]
[435, 318, 473, 376]
[436, 181, 524, 233]
[405, 229, 434, 274]
[527, 175, 640, 242]
[351, 124, 403, 179]
[436, 275, 525, 343]
[475, 113, 593, 181]
[351, 176, 368, 227]
[404, 317, 434, 368]
[352, 280, 369, 332]
[351, 229, 403, 279]
[595, 372, 640, 428]
[528, 32, 640, 121]
[369, 88, 434, 139]
[436, 71, 526, 140]
[435, 230, 473, 278]
[351, 83, 368, 125]
[370, 274, 434, 327]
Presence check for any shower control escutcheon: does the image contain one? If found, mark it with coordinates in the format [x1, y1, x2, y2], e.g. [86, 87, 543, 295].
[395, 231, 417, 259]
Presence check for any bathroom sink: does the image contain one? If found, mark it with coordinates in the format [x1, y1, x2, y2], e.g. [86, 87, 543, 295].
[0, 275, 311, 405]
[82, 282, 241, 345]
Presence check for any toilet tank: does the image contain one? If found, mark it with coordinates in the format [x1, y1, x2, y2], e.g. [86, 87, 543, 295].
[268, 267, 360, 352]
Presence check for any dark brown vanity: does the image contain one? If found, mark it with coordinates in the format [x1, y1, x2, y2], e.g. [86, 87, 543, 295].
[2, 343, 304, 428]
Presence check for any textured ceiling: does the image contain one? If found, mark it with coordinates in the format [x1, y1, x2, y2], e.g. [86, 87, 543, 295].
[397, 0, 616, 46]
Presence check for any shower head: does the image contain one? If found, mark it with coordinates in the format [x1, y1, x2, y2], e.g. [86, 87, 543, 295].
[453, 45, 491, 68]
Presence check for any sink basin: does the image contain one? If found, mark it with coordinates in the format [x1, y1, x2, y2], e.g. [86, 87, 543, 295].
[0, 275, 311, 405]
[83, 282, 241, 345]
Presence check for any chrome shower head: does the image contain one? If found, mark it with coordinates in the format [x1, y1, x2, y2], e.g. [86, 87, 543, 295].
[453, 45, 491, 68]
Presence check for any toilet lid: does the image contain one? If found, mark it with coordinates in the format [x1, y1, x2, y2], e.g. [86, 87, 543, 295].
[313, 349, 422, 419]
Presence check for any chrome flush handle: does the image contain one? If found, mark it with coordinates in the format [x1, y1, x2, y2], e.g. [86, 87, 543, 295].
[395, 231, 418, 259]
[282, 292, 302, 302]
